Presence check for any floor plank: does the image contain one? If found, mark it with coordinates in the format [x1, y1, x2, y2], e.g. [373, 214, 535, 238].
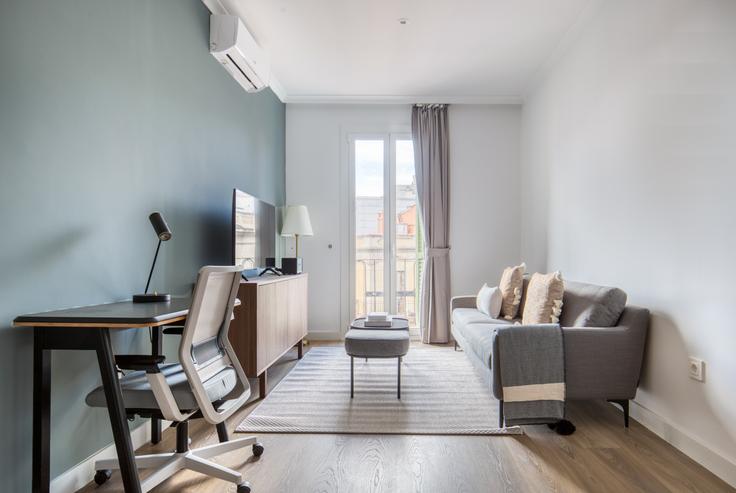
[77, 342, 734, 493]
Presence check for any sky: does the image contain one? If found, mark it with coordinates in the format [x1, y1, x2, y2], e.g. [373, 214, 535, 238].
[355, 139, 415, 197]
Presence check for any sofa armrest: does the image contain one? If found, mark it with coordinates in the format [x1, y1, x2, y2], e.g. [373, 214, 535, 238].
[562, 306, 649, 400]
[451, 295, 477, 312]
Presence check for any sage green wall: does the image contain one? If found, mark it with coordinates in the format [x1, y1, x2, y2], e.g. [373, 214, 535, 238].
[0, 0, 285, 489]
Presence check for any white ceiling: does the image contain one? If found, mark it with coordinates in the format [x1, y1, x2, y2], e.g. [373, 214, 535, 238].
[212, 0, 592, 103]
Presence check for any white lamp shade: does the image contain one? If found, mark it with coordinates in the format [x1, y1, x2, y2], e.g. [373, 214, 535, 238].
[281, 205, 313, 237]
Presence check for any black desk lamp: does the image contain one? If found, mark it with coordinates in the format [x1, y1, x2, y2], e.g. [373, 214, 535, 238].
[133, 212, 172, 303]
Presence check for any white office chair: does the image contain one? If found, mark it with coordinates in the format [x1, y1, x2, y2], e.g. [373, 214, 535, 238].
[86, 266, 261, 493]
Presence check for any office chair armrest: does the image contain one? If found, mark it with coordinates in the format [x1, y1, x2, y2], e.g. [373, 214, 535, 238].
[162, 326, 184, 335]
[115, 355, 165, 373]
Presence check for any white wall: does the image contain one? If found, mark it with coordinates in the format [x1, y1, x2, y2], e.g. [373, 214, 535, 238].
[521, 0, 736, 485]
[285, 104, 411, 339]
[449, 105, 522, 296]
[286, 104, 521, 338]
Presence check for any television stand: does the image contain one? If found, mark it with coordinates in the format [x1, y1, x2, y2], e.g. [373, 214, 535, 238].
[229, 274, 308, 399]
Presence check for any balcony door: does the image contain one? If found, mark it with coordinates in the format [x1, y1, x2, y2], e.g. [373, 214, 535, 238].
[349, 134, 422, 336]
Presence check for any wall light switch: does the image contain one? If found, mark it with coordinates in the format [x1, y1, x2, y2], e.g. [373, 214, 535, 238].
[688, 357, 705, 382]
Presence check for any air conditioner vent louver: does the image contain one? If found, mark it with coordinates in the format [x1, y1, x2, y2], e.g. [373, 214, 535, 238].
[226, 54, 255, 88]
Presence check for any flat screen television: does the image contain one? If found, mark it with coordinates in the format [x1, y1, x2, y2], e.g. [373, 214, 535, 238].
[232, 189, 276, 269]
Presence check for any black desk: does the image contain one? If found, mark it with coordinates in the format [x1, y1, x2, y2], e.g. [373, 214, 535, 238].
[14, 298, 192, 493]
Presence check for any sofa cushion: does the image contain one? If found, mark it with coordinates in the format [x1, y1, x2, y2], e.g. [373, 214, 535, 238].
[560, 280, 627, 327]
[499, 263, 525, 319]
[452, 308, 513, 327]
[522, 271, 565, 324]
[519, 275, 531, 317]
[454, 323, 499, 369]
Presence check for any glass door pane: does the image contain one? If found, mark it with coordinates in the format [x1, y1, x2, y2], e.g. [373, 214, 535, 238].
[393, 139, 421, 331]
[351, 135, 420, 337]
[354, 139, 386, 318]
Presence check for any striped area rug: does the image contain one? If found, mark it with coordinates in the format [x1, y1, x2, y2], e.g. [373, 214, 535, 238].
[235, 346, 521, 435]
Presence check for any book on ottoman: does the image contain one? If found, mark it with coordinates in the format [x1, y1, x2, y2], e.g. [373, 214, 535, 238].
[365, 312, 392, 327]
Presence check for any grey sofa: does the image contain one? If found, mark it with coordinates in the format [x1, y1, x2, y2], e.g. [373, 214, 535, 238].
[451, 278, 649, 428]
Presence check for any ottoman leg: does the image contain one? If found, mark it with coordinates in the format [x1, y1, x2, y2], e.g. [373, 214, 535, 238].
[397, 356, 402, 399]
[350, 356, 354, 398]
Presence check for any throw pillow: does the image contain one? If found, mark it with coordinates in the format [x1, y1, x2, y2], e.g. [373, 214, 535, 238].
[499, 263, 526, 320]
[476, 284, 502, 319]
[522, 271, 565, 325]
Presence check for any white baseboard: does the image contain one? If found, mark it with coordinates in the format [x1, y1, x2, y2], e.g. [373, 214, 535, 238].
[306, 331, 341, 341]
[51, 420, 171, 493]
[628, 400, 736, 488]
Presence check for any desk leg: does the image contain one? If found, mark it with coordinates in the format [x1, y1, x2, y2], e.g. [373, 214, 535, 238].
[259, 371, 267, 399]
[150, 327, 162, 444]
[296, 339, 303, 359]
[95, 329, 142, 493]
[33, 329, 51, 493]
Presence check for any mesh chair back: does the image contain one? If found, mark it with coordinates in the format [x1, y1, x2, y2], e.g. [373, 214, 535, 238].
[178, 265, 249, 423]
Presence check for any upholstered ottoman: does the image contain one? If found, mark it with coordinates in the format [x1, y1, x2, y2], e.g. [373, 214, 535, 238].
[345, 318, 410, 399]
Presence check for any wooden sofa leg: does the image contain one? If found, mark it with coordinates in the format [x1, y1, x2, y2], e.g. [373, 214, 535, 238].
[498, 400, 504, 428]
[608, 399, 630, 428]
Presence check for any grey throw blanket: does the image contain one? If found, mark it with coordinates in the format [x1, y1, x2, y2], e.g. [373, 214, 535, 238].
[496, 324, 565, 426]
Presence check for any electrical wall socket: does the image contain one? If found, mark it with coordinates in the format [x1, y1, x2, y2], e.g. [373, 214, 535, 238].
[689, 357, 705, 382]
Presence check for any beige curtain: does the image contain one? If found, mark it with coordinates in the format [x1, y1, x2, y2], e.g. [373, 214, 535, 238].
[412, 104, 451, 344]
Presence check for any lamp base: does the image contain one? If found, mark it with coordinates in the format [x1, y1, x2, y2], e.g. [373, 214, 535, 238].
[132, 293, 171, 303]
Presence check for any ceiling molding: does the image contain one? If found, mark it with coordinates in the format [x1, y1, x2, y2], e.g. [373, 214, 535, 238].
[267, 77, 287, 102]
[201, 0, 227, 15]
[281, 94, 524, 105]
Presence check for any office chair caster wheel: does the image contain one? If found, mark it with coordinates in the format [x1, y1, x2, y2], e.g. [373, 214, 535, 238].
[547, 422, 557, 430]
[94, 469, 112, 485]
[252, 442, 265, 457]
[237, 481, 252, 493]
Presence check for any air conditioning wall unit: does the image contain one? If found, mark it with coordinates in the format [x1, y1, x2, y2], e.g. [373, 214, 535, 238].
[210, 15, 270, 93]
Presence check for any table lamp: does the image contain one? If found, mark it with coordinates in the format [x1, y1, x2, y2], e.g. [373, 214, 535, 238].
[281, 205, 313, 274]
[133, 212, 172, 303]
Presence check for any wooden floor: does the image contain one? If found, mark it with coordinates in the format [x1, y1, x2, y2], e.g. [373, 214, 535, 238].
[78, 343, 733, 493]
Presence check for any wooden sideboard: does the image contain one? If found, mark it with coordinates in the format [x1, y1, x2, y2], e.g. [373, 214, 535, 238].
[229, 273, 308, 398]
